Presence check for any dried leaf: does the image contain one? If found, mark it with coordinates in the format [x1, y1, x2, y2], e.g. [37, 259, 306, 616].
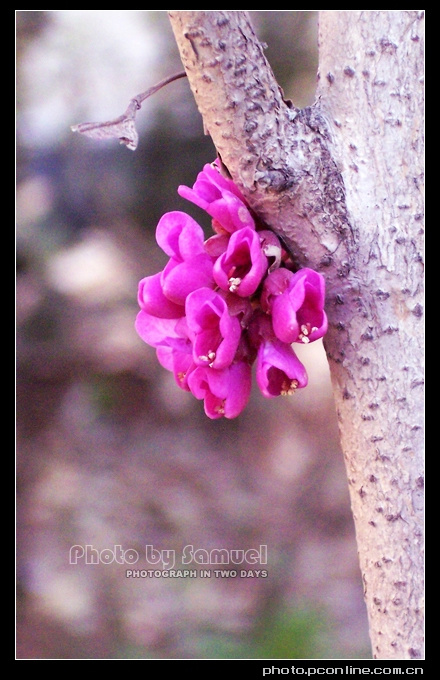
[71, 73, 187, 152]
[71, 113, 139, 151]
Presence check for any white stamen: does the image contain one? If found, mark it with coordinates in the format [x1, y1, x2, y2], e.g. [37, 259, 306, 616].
[228, 277, 241, 292]
[301, 324, 309, 335]
[199, 350, 216, 364]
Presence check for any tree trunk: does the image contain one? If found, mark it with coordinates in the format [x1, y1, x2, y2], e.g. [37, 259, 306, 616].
[168, 10, 424, 660]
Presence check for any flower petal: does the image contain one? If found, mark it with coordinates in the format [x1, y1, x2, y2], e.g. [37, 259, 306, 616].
[156, 211, 206, 259]
[271, 268, 327, 344]
[135, 310, 182, 347]
[213, 227, 268, 297]
[187, 361, 252, 419]
[178, 162, 255, 234]
[137, 273, 185, 319]
[185, 288, 242, 369]
[256, 338, 308, 398]
[161, 254, 214, 305]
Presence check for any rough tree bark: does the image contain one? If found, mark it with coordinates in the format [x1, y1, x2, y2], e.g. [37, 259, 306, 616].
[168, 10, 424, 660]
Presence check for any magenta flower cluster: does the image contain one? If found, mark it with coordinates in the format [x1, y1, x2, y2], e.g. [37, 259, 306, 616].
[135, 160, 328, 419]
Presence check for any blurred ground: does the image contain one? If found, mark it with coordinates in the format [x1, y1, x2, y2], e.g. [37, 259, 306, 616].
[16, 10, 371, 659]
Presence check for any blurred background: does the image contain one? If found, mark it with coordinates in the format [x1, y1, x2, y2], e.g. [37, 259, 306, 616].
[16, 10, 371, 659]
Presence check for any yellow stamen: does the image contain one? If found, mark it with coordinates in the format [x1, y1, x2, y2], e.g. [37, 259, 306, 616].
[280, 379, 299, 396]
[214, 400, 226, 415]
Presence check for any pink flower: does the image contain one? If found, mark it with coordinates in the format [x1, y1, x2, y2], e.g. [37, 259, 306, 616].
[187, 361, 252, 419]
[248, 310, 308, 398]
[156, 343, 196, 393]
[256, 337, 308, 398]
[260, 267, 293, 313]
[265, 268, 328, 344]
[135, 311, 196, 391]
[185, 288, 241, 370]
[156, 211, 215, 305]
[137, 273, 185, 319]
[213, 227, 268, 298]
[156, 210, 206, 259]
[178, 162, 255, 234]
[135, 159, 329, 418]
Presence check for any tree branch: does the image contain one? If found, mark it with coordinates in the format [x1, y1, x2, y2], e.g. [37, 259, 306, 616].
[168, 10, 424, 660]
[168, 11, 351, 268]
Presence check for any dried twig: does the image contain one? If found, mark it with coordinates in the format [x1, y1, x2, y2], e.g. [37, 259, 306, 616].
[71, 71, 187, 151]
